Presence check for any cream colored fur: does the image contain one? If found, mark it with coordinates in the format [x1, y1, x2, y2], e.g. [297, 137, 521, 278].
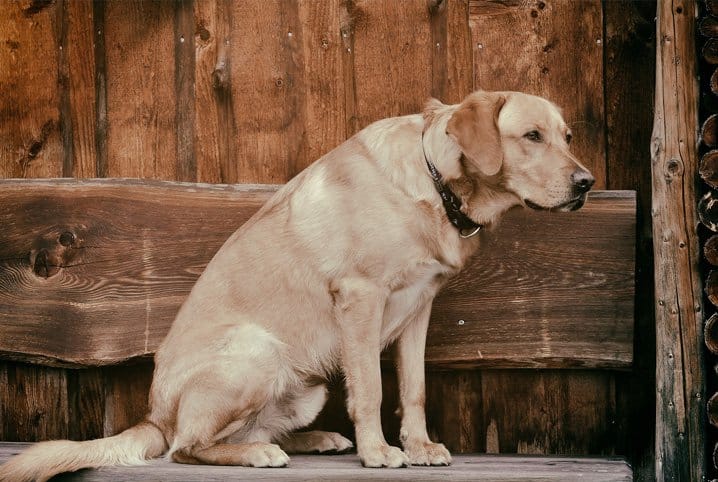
[0, 90, 591, 480]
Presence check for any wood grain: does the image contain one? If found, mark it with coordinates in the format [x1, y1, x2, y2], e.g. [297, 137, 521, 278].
[65, 0, 97, 178]
[228, 0, 305, 183]
[103, 0, 177, 179]
[0, 0, 63, 178]
[470, 0, 606, 188]
[480, 370, 618, 455]
[0, 363, 68, 442]
[351, 0, 433, 126]
[0, 444, 633, 481]
[651, 1, 706, 480]
[192, 0, 232, 183]
[0, 180, 634, 369]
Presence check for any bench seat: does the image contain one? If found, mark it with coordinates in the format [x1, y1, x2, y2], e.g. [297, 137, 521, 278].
[0, 443, 632, 481]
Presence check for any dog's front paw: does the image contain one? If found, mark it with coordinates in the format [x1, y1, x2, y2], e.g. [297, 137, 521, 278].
[403, 440, 452, 466]
[359, 444, 409, 468]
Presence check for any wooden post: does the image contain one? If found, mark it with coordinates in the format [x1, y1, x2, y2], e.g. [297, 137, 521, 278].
[651, 1, 706, 480]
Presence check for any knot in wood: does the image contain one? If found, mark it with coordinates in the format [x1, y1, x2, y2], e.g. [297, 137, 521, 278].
[664, 158, 683, 181]
[59, 231, 76, 247]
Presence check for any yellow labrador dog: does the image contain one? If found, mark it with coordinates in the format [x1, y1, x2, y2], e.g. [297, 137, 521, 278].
[0, 90, 593, 481]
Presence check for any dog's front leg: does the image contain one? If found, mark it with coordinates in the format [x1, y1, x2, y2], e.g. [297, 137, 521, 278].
[333, 278, 409, 468]
[396, 301, 452, 466]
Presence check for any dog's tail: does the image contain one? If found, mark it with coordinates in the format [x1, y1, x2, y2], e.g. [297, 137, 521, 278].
[0, 420, 167, 482]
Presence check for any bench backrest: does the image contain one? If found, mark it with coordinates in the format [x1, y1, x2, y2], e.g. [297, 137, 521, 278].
[0, 179, 636, 369]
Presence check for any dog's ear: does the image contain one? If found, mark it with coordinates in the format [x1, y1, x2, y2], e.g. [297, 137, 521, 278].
[446, 92, 506, 176]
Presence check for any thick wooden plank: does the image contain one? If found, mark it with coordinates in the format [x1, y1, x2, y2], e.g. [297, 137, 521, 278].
[652, 1, 706, 480]
[427, 191, 635, 368]
[103, 0, 177, 179]
[0, 0, 63, 178]
[0, 443, 632, 481]
[0, 180, 634, 368]
[469, 0, 606, 188]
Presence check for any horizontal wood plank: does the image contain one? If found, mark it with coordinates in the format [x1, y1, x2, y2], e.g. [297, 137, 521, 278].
[0, 179, 635, 368]
[0, 443, 632, 481]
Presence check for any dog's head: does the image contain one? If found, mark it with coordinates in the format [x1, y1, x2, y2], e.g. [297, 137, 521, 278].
[445, 90, 594, 212]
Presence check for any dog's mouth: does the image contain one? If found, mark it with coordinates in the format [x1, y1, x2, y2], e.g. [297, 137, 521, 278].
[524, 193, 587, 212]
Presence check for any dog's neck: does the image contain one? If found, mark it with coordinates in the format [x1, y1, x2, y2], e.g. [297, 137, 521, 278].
[445, 173, 521, 227]
[421, 113, 521, 229]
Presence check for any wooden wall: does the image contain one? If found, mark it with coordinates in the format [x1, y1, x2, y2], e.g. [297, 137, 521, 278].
[0, 0, 655, 476]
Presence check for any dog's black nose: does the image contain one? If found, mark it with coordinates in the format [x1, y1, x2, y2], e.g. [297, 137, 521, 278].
[571, 170, 595, 194]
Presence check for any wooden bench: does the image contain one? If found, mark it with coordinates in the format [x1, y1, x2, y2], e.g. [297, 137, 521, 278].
[0, 179, 636, 479]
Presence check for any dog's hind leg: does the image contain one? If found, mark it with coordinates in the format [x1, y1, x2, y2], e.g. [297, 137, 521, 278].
[273, 384, 354, 454]
[169, 382, 290, 467]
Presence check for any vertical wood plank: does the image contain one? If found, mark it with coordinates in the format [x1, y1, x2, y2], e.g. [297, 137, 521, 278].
[66, 0, 98, 178]
[444, 0, 473, 103]
[175, 0, 196, 182]
[604, 1, 656, 480]
[93, 0, 108, 178]
[295, 0, 346, 171]
[0, 0, 63, 178]
[102, 363, 154, 436]
[0, 363, 68, 442]
[193, 0, 232, 183]
[228, 0, 305, 183]
[351, 0, 433, 126]
[104, 0, 177, 179]
[66, 368, 104, 441]
[652, 0, 705, 480]
[426, 371, 483, 453]
[481, 370, 618, 455]
[470, 0, 606, 187]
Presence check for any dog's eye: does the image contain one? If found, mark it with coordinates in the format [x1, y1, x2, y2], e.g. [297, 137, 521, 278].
[566, 132, 573, 144]
[524, 130, 542, 142]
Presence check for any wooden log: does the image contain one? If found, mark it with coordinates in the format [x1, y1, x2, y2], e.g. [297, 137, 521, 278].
[652, 1, 706, 480]
[700, 16, 718, 37]
[699, 190, 718, 231]
[703, 38, 718, 64]
[700, 149, 718, 188]
[709, 392, 718, 428]
[703, 312, 718, 354]
[707, 272, 718, 309]
[705, 235, 718, 266]
[711, 69, 718, 96]
[0, 179, 635, 369]
[701, 114, 718, 147]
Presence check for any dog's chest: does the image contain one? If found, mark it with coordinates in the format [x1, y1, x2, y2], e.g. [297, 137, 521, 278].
[381, 260, 451, 342]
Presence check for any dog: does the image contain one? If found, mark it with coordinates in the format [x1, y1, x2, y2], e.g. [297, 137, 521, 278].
[0, 90, 593, 481]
